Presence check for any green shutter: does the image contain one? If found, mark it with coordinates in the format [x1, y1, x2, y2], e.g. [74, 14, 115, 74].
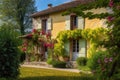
[79, 39, 86, 57]
[78, 17, 84, 29]
[37, 19, 42, 29]
[47, 18, 52, 30]
[64, 41, 70, 54]
[65, 15, 70, 30]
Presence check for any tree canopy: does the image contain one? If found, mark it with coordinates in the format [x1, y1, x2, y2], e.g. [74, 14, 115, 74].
[0, 0, 36, 35]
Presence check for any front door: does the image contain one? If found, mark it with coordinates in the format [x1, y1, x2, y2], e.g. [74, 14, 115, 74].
[72, 40, 79, 61]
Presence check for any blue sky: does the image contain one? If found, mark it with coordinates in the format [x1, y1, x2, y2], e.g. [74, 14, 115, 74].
[35, 0, 72, 11]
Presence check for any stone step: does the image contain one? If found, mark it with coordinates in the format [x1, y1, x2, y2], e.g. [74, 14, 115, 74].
[24, 62, 49, 66]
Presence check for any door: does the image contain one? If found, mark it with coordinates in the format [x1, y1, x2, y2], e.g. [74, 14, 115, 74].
[72, 40, 79, 61]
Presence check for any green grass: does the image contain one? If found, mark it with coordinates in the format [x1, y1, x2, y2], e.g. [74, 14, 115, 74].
[18, 67, 95, 80]
[78, 66, 91, 71]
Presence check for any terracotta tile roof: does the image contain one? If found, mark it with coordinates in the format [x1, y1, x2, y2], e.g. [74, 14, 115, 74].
[31, 0, 95, 18]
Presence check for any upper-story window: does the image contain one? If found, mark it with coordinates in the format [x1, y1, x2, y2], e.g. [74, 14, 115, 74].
[70, 15, 78, 30]
[42, 19, 47, 32]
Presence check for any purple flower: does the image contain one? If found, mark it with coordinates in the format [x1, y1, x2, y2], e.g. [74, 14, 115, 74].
[109, 57, 113, 62]
[109, 0, 114, 7]
[104, 57, 109, 63]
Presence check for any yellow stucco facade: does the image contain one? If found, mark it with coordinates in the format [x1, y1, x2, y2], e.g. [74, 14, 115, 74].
[32, 8, 108, 60]
[50, 12, 66, 38]
[33, 8, 108, 38]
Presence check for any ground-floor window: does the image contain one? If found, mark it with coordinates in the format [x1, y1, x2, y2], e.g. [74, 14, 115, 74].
[73, 40, 79, 52]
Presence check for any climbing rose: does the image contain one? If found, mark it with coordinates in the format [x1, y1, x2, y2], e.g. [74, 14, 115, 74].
[22, 47, 27, 52]
[41, 30, 46, 35]
[26, 34, 33, 38]
[107, 16, 114, 22]
[109, 0, 114, 7]
[32, 29, 37, 33]
[46, 32, 51, 38]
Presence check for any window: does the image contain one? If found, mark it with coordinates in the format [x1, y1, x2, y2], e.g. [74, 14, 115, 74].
[42, 19, 47, 32]
[70, 15, 78, 30]
[73, 40, 79, 52]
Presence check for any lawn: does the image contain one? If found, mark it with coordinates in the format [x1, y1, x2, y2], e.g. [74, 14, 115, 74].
[19, 67, 95, 80]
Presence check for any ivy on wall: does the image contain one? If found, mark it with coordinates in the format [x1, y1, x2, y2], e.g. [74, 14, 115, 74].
[64, 0, 120, 79]
[55, 27, 109, 57]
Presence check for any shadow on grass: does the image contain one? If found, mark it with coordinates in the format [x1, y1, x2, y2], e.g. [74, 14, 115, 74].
[19, 76, 95, 80]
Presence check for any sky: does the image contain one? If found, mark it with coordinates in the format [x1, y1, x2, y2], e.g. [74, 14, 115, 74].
[35, 0, 72, 11]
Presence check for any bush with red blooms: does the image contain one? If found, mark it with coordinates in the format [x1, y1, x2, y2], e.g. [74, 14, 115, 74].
[21, 29, 54, 53]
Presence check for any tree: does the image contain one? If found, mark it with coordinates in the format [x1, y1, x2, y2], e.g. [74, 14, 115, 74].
[0, 0, 36, 35]
[0, 24, 21, 78]
[66, 0, 120, 79]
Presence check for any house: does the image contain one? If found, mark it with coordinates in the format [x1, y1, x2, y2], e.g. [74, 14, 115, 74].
[31, 0, 110, 61]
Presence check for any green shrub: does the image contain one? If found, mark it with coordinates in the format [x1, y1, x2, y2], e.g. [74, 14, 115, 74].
[76, 57, 87, 66]
[0, 78, 6, 80]
[52, 61, 66, 68]
[87, 50, 106, 71]
[47, 58, 53, 65]
[0, 25, 20, 78]
[20, 52, 26, 63]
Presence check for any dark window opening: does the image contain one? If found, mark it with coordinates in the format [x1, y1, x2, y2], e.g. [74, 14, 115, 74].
[70, 15, 78, 30]
[42, 19, 47, 33]
[73, 40, 79, 52]
[45, 46, 47, 52]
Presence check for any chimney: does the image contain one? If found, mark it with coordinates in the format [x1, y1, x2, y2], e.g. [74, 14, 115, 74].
[48, 4, 52, 8]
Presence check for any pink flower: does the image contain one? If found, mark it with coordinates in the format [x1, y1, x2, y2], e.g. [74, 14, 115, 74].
[109, 0, 114, 7]
[107, 16, 114, 22]
[104, 57, 109, 63]
[109, 57, 113, 62]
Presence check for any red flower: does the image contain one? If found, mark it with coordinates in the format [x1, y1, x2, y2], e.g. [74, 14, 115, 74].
[107, 16, 114, 22]
[46, 32, 51, 38]
[41, 30, 46, 35]
[26, 34, 33, 38]
[38, 38, 43, 42]
[22, 47, 27, 52]
[109, 0, 114, 7]
[32, 29, 37, 33]
[50, 43, 54, 48]
[43, 43, 47, 47]
[23, 43, 28, 47]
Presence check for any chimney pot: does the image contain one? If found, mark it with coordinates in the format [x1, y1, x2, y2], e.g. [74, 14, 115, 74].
[48, 4, 52, 8]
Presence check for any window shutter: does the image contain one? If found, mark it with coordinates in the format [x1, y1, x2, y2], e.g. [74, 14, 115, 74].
[37, 19, 42, 29]
[65, 15, 70, 30]
[78, 17, 84, 29]
[79, 39, 86, 57]
[47, 18, 52, 30]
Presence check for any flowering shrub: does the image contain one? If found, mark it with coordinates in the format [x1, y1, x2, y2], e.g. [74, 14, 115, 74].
[21, 29, 55, 61]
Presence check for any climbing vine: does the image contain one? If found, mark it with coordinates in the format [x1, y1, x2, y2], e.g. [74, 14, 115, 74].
[64, 0, 120, 79]
[56, 28, 109, 57]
